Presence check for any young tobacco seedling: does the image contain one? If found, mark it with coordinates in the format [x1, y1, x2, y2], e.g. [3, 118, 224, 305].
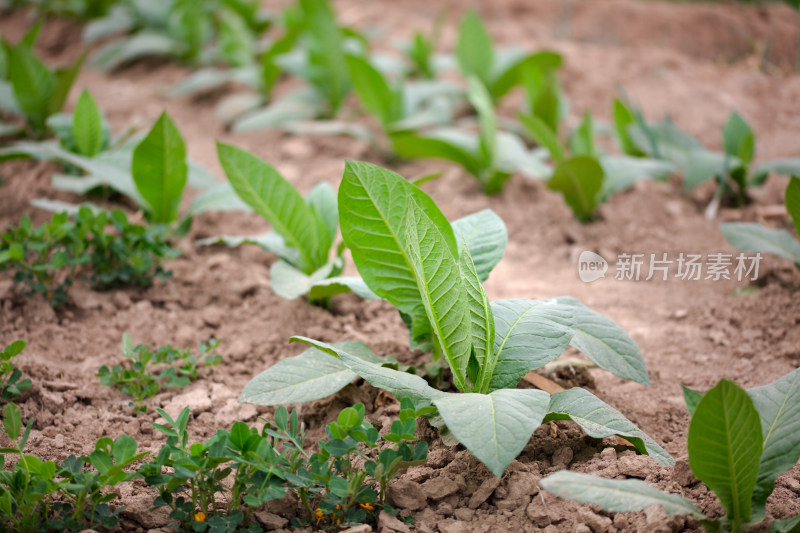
[243, 161, 672, 477]
[456, 10, 559, 104]
[0, 340, 32, 402]
[392, 77, 548, 194]
[97, 334, 221, 414]
[521, 109, 674, 222]
[721, 176, 800, 269]
[0, 23, 85, 138]
[202, 143, 344, 304]
[345, 53, 459, 151]
[0, 402, 148, 532]
[540, 366, 800, 533]
[86, 0, 268, 71]
[617, 100, 800, 216]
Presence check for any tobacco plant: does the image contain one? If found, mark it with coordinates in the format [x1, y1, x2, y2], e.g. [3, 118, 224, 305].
[617, 100, 800, 216]
[230, 0, 363, 132]
[456, 10, 558, 104]
[392, 77, 548, 194]
[97, 334, 221, 414]
[0, 340, 32, 402]
[242, 161, 672, 476]
[540, 367, 800, 533]
[345, 53, 459, 150]
[520, 109, 674, 222]
[0, 403, 148, 532]
[200, 143, 344, 304]
[721, 176, 800, 269]
[0, 24, 84, 138]
[85, 0, 269, 71]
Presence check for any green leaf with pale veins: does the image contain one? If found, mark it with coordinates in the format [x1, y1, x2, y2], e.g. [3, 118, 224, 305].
[540, 471, 704, 518]
[688, 380, 762, 528]
[405, 203, 472, 391]
[73, 89, 104, 157]
[747, 367, 800, 519]
[458, 246, 494, 392]
[546, 387, 673, 466]
[240, 341, 382, 405]
[554, 296, 650, 386]
[217, 142, 328, 273]
[290, 336, 444, 406]
[338, 161, 456, 347]
[434, 388, 550, 476]
[488, 298, 573, 391]
[451, 209, 507, 283]
[132, 112, 187, 224]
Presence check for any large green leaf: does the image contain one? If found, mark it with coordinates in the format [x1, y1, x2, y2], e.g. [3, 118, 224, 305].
[346, 54, 399, 128]
[451, 209, 507, 282]
[546, 388, 674, 466]
[458, 247, 494, 391]
[554, 297, 650, 385]
[488, 299, 573, 391]
[434, 388, 550, 476]
[217, 142, 328, 273]
[786, 177, 800, 237]
[688, 380, 762, 528]
[547, 156, 604, 222]
[72, 89, 104, 157]
[8, 45, 54, 131]
[338, 161, 456, 346]
[456, 11, 493, 87]
[240, 341, 382, 405]
[540, 471, 704, 518]
[289, 337, 444, 405]
[721, 223, 800, 264]
[747, 367, 800, 518]
[405, 204, 472, 390]
[132, 112, 187, 224]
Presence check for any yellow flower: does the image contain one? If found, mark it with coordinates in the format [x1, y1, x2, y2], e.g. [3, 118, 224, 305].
[314, 508, 325, 521]
[194, 511, 206, 522]
[359, 502, 374, 511]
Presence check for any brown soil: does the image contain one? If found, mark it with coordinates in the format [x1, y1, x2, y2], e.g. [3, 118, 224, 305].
[1, 1, 800, 532]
